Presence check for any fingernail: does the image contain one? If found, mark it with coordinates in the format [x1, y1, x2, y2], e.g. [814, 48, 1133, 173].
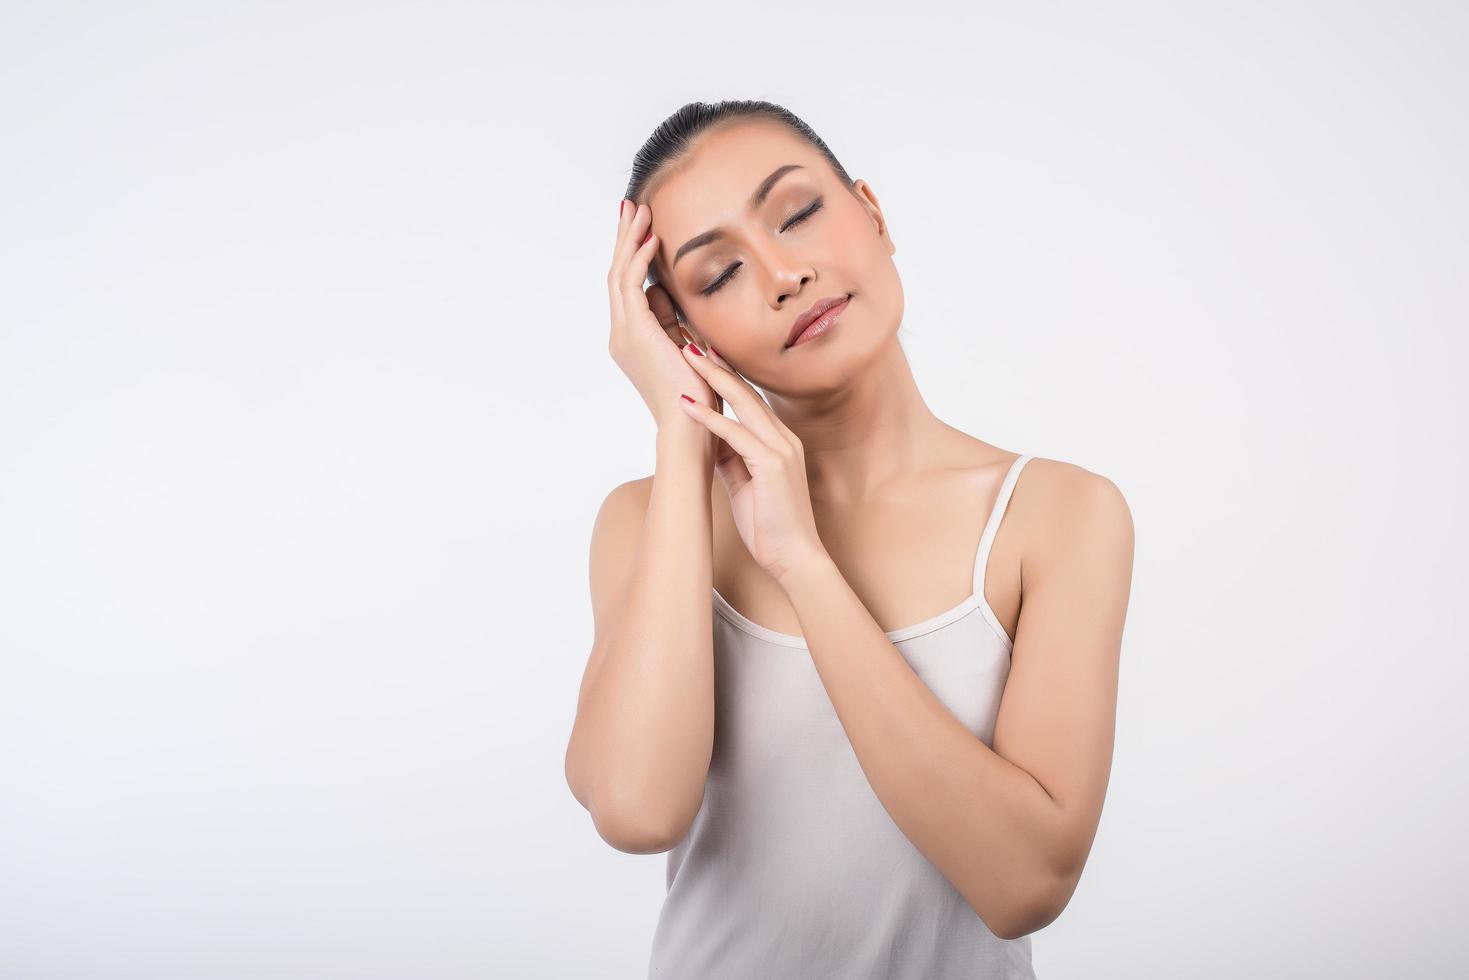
[643, 231, 653, 246]
[708, 345, 721, 358]
[687, 342, 704, 357]
[619, 200, 626, 218]
[680, 393, 695, 404]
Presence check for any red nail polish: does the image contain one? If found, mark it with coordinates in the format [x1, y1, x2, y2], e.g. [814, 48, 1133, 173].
[708, 345, 720, 358]
[687, 342, 704, 356]
[620, 200, 626, 218]
[643, 231, 653, 245]
[680, 393, 695, 404]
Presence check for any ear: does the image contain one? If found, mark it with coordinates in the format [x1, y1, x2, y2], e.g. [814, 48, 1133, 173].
[852, 179, 896, 256]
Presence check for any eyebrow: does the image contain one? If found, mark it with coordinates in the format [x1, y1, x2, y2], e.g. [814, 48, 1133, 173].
[671, 164, 806, 269]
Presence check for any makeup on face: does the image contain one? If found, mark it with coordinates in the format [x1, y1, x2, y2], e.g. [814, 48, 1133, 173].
[785, 294, 850, 349]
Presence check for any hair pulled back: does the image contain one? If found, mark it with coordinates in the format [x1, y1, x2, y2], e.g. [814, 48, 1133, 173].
[625, 100, 854, 289]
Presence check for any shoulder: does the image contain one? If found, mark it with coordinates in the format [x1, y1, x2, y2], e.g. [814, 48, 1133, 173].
[1013, 455, 1134, 572]
[590, 475, 654, 551]
[598, 473, 654, 512]
[586, 475, 656, 630]
[1015, 456, 1130, 522]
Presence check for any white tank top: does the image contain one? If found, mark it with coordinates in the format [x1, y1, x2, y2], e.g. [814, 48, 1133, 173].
[648, 453, 1038, 979]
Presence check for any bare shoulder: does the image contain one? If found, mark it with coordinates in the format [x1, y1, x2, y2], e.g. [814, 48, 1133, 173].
[587, 475, 654, 628]
[592, 474, 654, 533]
[1012, 455, 1134, 571]
[1014, 456, 1131, 519]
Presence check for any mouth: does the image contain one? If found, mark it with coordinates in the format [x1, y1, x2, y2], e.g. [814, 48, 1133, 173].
[785, 294, 852, 349]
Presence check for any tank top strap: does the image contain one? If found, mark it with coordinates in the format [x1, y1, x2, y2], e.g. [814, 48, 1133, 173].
[970, 453, 1035, 595]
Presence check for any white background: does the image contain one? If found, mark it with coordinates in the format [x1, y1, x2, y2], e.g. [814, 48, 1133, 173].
[2, 2, 1466, 977]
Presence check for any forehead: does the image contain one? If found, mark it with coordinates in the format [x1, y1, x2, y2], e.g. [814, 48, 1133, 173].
[643, 120, 824, 231]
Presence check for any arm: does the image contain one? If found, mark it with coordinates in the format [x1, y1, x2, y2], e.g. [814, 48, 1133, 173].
[776, 463, 1134, 939]
[564, 421, 718, 854]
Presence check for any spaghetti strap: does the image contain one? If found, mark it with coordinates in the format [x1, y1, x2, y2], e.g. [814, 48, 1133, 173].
[654, 448, 1044, 977]
[970, 453, 1035, 597]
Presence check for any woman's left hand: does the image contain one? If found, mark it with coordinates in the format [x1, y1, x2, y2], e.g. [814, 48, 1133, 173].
[676, 343, 828, 586]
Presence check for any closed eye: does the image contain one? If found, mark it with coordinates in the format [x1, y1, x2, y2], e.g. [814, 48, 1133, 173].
[699, 197, 825, 297]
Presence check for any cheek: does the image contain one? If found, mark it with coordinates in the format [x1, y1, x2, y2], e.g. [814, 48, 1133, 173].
[828, 210, 883, 270]
[833, 213, 903, 317]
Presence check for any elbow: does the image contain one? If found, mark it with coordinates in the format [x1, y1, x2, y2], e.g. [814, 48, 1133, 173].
[565, 741, 697, 854]
[990, 904, 1059, 943]
[582, 780, 695, 855]
[989, 834, 1090, 940]
[590, 804, 688, 854]
[986, 869, 1078, 942]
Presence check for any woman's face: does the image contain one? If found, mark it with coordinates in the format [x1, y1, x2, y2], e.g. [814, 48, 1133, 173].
[643, 119, 902, 390]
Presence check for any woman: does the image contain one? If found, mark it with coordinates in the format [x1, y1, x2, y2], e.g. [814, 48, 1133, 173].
[565, 100, 1134, 979]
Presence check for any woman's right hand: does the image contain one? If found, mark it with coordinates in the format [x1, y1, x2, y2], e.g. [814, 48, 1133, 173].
[607, 201, 723, 434]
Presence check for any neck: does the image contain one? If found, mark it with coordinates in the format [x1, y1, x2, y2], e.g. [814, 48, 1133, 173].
[766, 336, 951, 507]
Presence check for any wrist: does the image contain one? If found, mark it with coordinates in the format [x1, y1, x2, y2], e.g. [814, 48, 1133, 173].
[657, 414, 716, 461]
[774, 545, 835, 593]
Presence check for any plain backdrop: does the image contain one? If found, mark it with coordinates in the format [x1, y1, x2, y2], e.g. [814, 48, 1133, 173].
[2, 1, 1466, 977]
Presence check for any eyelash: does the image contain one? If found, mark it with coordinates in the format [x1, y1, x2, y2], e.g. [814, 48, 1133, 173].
[699, 198, 825, 297]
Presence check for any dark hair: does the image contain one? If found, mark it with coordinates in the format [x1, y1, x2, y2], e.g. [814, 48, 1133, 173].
[625, 100, 855, 290]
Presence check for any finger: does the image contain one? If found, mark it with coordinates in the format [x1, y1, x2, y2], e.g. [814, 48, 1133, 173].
[673, 313, 714, 370]
[617, 203, 656, 298]
[676, 395, 773, 463]
[645, 283, 682, 344]
[695, 343, 796, 443]
[711, 434, 754, 499]
[690, 333, 731, 411]
[618, 228, 659, 317]
[703, 342, 732, 371]
[607, 200, 633, 306]
[609, 201, 650, 280]
[610, 232, 659, 344]
[675, 312, 698, 349]
[681, 344, 790, 449]
[677, 324, 726, 412]
[607, 203, 652, 312]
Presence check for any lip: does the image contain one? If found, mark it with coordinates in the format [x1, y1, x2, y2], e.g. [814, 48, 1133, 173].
[785, 294, 851, 349]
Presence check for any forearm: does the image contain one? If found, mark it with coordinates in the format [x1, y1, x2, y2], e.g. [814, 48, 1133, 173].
[575, 422, 717, 848]
[776, 554, 1070, 935]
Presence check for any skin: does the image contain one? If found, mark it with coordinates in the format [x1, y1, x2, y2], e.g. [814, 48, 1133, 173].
[583, 118, 1134, 941]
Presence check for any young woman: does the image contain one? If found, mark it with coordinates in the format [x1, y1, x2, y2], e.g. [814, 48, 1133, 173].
[565, 100, 1134, 979]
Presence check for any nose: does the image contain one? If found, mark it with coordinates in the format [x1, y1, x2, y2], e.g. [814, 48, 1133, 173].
[763, 249, 815, 307]
[775, 274, 813, 306]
